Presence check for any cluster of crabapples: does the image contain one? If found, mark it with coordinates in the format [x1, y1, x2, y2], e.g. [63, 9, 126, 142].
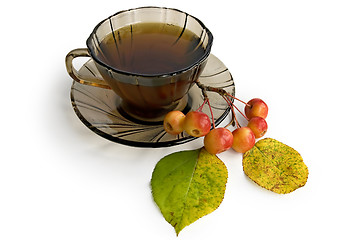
[163, 97, 269, 155]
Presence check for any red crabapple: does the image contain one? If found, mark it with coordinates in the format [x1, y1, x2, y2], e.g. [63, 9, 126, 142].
[232, 127, 256, 153]
[247, 116, 268, 138]
[245, 98, 268, 119]
[204, 128, 234, 154]
[183, 111, 211, 137]
[163, 110, 186, 135]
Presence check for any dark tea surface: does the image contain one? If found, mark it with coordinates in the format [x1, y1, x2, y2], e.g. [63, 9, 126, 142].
[97, 22, 206, 75]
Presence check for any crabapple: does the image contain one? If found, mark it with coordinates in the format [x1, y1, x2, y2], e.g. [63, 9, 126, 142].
[232, 127, 256, 153]
[245, 98, 268, 119]
[204, 128, 233, 154]
[247, 116, 268, 138]
[183, 111, 211, 137]
[163, 110, 186, 135]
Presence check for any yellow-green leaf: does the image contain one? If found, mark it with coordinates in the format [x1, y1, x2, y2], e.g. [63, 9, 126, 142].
[151, 148, 227, 235]
[243, 138, 308, 194]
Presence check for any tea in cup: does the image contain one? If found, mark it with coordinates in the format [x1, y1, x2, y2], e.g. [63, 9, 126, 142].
[66, 7, 213, 121]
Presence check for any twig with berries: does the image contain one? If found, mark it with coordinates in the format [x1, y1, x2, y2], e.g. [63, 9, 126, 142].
[163, 81, 269, 155]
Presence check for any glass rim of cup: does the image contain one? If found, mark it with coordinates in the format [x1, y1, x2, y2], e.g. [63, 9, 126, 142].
[85, 6, 214, 78]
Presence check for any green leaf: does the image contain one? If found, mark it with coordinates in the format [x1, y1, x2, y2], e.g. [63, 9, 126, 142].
[243, 138, 308, 194]
[151, 148, 228, 235]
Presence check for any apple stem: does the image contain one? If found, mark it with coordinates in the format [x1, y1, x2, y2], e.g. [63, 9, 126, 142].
[206, 98, 216, 129]
[195, 80, 249, 124]
[222, 95, 241, 128]
[196, 98, 207, 112]
[230, 97, 249, 121]
[226, 93, 251, 107]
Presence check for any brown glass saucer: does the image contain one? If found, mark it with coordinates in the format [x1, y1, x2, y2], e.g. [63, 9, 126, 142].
[70, 54, 235, 147]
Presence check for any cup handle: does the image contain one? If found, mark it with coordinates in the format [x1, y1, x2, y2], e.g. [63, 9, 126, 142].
[65, 48, 111, 89]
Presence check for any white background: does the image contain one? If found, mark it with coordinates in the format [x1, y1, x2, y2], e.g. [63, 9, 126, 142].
[1, 0, 360, 239]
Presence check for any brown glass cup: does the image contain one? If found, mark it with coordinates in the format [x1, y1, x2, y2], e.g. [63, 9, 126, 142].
[66, 7, 213, 121]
